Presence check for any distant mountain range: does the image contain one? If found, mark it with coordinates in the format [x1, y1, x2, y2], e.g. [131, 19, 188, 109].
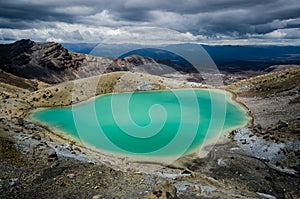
[202, 45, 300, 72]
[61, 43, 99, 54]
[63, 43, 300, 72]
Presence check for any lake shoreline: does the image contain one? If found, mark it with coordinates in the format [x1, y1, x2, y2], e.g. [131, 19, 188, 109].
[27, 87, 252, 169]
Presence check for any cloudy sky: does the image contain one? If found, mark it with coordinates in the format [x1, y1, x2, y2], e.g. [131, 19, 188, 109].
[1, 0, 300, 45]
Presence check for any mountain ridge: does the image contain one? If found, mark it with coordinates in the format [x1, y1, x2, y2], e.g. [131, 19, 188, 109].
[0, 39, 113, 83]
[0, 40, 192, 84]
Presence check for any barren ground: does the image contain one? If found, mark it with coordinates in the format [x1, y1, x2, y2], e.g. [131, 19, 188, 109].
[1, 68, 300, 198]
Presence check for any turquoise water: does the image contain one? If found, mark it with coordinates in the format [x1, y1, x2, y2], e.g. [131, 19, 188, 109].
[31, 89, 249, 159]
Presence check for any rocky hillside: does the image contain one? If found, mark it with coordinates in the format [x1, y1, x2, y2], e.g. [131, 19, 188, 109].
[0, 39, 114, 83]
[107, 54, 175, 75]
[0, 40, 191, 84]
[0, 69, 39, 92]
[226, 66, 300, 97]
[226, 66, 300, 126]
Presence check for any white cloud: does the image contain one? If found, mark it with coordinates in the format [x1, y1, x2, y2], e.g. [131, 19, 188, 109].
[1, 22, 300, 45]
[266, 30, 287, 38]
[0, 22, 202, 44]
[53, 6, 96, 16]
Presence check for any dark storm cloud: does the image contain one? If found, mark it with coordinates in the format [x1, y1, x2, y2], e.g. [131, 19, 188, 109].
[0, 3, 69, 27]
[0, 0, 300, 42]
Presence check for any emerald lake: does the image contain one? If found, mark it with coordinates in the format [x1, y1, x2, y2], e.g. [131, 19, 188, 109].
[30, 89, 249, 161]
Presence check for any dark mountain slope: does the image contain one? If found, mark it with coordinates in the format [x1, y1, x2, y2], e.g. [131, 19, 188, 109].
[0, 39, 116, 83]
